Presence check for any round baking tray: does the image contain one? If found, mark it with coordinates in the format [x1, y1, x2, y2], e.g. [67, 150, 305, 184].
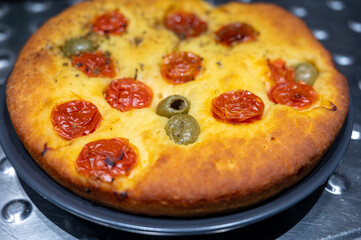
[0, 85, 353, 236]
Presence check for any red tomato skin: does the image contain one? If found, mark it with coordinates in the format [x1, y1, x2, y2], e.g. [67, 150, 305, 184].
[71, 51, 116, 78]
[215, 22, 258, 46]
[164, 11, 208, 39]
[105, 78, 153, 112]
[267, 59, 295, 84]
[51, 100, 102, 140]
[268, 81, 318, 110]
[161, 52, 203, 84]
[92, 11, 128, 35]
[76, 138, 137, 182]
[212, 89, 265, 124]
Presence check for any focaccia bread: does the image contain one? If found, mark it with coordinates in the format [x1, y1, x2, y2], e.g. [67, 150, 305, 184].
[6, 0, 349, 216]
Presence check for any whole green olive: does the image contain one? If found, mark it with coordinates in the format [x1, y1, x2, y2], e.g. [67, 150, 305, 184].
[156, 95, 190, 118]
[294, 62, 318, 86]
[62, 38, 97, 58]
[165, 114, 200, 145]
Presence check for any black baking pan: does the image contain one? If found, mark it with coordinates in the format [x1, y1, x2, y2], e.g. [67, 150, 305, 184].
[0, 83, 353, 235]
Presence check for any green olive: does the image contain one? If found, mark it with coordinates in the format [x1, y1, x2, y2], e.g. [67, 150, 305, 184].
[165, 114, 200, 145]
[156, 95, 190, 118]
[294, 62, 318, 86]
[62, 38, 97, 58]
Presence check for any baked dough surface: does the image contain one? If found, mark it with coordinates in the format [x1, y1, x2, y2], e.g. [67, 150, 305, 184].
[6, 0, 349, 216]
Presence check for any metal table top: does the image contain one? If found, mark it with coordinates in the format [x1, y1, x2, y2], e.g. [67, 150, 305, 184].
[1, 0, 360, 239]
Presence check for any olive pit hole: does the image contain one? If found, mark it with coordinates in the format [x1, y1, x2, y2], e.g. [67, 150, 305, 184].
[171, 99, 185, 110]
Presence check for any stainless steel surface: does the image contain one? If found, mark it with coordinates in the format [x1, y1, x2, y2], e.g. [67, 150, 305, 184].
[1, 0, 360, 239]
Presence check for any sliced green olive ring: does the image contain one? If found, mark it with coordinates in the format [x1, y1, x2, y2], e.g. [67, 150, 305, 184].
[156, 95, 190, 118]
[294, 62, 318, 86]
[62, 38, 97, 58]
[165, 114, 200, 145]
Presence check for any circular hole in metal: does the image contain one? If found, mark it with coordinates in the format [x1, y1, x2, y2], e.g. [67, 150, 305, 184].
[289, 6, 308, 18]
[290, 6, 308, 17]
[333, 53, 355, 66]
[2, 199, 32, 223]
[312, 29, 330, 40]
[0, 51, 13, 69]
[348, 20, 361, 33]
[325, 172, 350, 195]
[351, 123, 361, 140]
[0, 146, 4, 159]
[25, 0, 52, 13]
[29, 18, 46, 33]
[0, 24, 11, 42]
[326, 0, 345, 11]
[0, 158, 15, 175]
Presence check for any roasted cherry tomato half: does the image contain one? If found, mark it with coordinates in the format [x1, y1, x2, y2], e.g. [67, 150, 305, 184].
[215, 22, 258, 46]
[76, 138, 137, 182]
[212, 89, 265, 124]
[164, 11, 208, 39]
[161, 52, 203, 84]
[105, 78, 153, 112]
[92, 10, 128, 35]
[267, 59, 295, 84]
[71, 51, 116, 78]
[268, 81, 318, 110]
[51, 100, 102, 140]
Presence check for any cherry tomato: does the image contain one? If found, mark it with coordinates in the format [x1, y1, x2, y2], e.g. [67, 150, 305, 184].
[164, 11, 208, 39]
[92, 10, 128, 35]
[161, 52, 202, 84]
[267, 59, 295, 84]
[76, 138, 137, 182]
[215, 22, 258, 46]
[268, 81, 318, 110]
[105, 78, 153, 112]
[71, 51, 116, 78]
[51, 100, 102, 140]
[212, 90, 265, 124]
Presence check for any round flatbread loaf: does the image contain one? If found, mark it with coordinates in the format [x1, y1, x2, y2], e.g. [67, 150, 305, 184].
[6, 0, 349, 216]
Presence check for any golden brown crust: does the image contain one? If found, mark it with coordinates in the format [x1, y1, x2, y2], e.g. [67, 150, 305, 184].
[6, 0, 349, 216]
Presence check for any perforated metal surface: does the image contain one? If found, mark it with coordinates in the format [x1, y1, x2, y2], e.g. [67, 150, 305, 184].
[1, 0, 360, 239]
